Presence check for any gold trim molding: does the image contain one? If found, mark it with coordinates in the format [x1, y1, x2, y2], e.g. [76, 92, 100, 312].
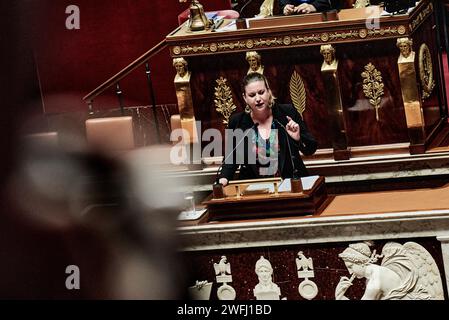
[361, 63, 384, 122]
[419, 43, 435, 101]
[214, 77, 236, 125]
[409, 2, 433, 34]
[170, 25, 408, 56]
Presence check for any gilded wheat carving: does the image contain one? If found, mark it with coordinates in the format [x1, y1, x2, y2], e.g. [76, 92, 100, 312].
[289, 70, 307, 117]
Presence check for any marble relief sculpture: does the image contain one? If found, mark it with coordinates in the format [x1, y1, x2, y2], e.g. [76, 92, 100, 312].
[214, 256, 231, 277]
[296, 251, 313, 273]
[188, 280, 212, 300]
[213, 255, 236, 300]
[296, 251, 318, 300]
[335, 241, 444, 300]
[253, 256, 282, 300]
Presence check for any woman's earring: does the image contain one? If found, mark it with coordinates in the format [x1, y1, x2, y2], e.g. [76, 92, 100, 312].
[245, 105, 251, 114]
[268, 95, 275, 108]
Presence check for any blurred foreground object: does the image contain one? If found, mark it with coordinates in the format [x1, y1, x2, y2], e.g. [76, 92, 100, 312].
[1, 135, 188, 299]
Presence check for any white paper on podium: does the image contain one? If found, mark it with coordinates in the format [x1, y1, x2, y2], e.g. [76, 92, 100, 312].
[245, 183, 275, 193]
[244, 176, 319, 194]
[278, 176, 319, 192]
[215, 20, 237, 32]
[178, 208, 207, 221]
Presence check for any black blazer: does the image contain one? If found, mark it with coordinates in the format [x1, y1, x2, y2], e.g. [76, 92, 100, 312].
[279, 0, 332, 12]
[219, 104, 317, 181]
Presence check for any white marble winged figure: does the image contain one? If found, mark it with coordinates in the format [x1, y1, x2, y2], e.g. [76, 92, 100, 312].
[335, 241, 444, 300]
[296, 251, 313, 272]
[214, 256, 231, 276]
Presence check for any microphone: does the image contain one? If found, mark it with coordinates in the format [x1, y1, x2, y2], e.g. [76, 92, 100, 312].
[274, 119, 303, 193]
[273, 119, 300, 179]
[213, 123, 259, 197]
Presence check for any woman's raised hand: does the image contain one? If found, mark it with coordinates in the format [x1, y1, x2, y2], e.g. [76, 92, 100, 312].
[285, 116, 301, 141]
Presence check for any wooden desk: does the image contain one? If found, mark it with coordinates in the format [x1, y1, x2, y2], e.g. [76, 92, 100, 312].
[203, 176, 328, 221]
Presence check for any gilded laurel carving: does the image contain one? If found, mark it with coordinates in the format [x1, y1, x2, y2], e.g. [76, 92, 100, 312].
[172, 27, 404, 56]
[419, 43, 435, 101]
[289, 71, 307, 117]
[367, 26, 402, 37]
[361, 63, 384, 121]
[214, 77, 236, 125]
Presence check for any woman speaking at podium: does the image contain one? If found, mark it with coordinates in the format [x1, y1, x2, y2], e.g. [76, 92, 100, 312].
[280, 0, 332, 15]
[217, 73, 317, 187]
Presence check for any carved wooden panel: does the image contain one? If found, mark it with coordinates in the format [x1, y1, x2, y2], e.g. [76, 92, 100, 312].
[337, 41, 409, 147]
[169, 1, 446, 156]
[411, 7, 444, 139]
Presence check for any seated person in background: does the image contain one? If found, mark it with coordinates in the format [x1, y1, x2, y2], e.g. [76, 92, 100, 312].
[280, 0, 332, 15]
[218, 72, 317, 187]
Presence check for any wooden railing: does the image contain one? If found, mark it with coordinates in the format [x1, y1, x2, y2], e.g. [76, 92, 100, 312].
[83, 39, 167, 103]
[83, 39, 167, 143]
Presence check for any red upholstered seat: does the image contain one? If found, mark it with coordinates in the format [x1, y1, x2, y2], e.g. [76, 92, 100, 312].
[178, 9, 240, 26]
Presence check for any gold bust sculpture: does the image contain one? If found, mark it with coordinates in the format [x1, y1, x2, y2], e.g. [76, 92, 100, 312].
[396, 38, 414, 59]
[173, 57, 190, 81]
[320, 44, 337, 69]
[246, 51, 264, 74]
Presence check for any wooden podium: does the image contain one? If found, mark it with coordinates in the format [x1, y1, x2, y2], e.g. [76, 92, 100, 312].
[166, 0, 446, 161]
[203, 176, 328, 221]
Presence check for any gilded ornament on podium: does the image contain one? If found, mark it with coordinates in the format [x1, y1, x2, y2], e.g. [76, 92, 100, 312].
[289, 71, 306, 117]
[214, 77, 236, 125]
[361, 63, 384, 121]
[419, 43, 435, 101]
[353, 0, 370, 8]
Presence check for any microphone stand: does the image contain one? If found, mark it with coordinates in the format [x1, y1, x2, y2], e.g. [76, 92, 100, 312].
[238, 0, 256, 17]
[235, 0, 257, 29]
[273, 119, 303, 193]
[213, 123, 259, 199]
